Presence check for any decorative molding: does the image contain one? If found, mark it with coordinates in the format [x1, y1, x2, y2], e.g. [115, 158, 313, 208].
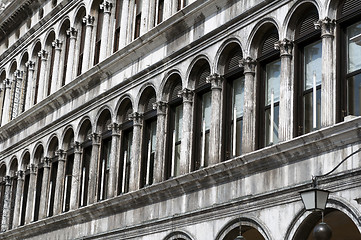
[240, 57, 256, 75]
[274, 38, 293, 57]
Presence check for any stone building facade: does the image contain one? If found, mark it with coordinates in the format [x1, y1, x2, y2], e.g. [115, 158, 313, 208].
[0, 0, 361, 239]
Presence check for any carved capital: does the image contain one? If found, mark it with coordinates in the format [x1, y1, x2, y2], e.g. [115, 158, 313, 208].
[153, 101, 167, 115]
[274, 38, 293, 57]
[74, 141, 82, 153]
[52, 39, 63, 50]
[14, 70, 24, 80]
[128, 112, 143, 126]
[240, 57, 256, 75]
[83, 15, 95, 26]
[28, 163, 37, 174]
[108, 122, 121, 134]
[16, 170, 24, 181]
[178, 88, 194, 103]
[314, 17, 336, 38]
[100, 1, 112, 13]
[206, 73, 223, 90]
[3, 175, 11, 185]
[66, 27, 78, 39]
[89, 132, 101, 144]
[25, 60, 35, 70]
[56, 149, 66, 161]
[38, 50, 48, 61]
[3, 78, 11, 89]
[43, 157, 51, 168]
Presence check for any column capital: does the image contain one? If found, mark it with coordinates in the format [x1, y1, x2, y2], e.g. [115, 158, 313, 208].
[25, 60, 35, 70]
[240, 57, 257, 75]
[3, 175, 11, 186]
[108, 122, 121, 135]
[89, 132, 101, 144]
[100, 1, 112, 13]
[55, 149, 67, 161]
[16, 170, 24, 181]
[129, 112, 143, 126]
[38, 50, 48, 60]
[43, 157, 51, 168]
[153, 101, 167, 115]
[14, 70, 24, 80]
[28, 163, 37, 174]
[178, 88, 194, 103]
[83, 15, 95, 26]
[74, 141, 82, 153]
[3, 78, 11, 89]
[52, 39, 63, 50]
[66, 27, 78, 39]
[274, 38, 293, 57]
[314, 17, 336, 38]
[206, 73, 223, 90]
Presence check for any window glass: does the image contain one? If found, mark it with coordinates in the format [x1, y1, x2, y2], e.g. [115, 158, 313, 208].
[150, 120, 157, 152]
[347, 21, 361, 73]
[175, 105, 183, 141]
[231, 77, 244, 156]
[304, 41, 322, 89]
[265, 60, 281, 105]
[202, 91, 212, 129]
[233, 77, 245, 117]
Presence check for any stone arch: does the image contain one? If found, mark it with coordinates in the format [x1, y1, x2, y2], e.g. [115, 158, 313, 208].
[9, 156, 18, 176]
[33, 144, 44, 165]
[72, 4, 87, 26]
[163, 230, 195, 240]
[8, 59, 17, 77]
[77, 117, 93, 142]
[20, 151, 31, 171]
[215, 37, 244, 75]
[62, 126, 75, 150]
[137, 84, 157, 113]
[30, 40, 41, 60]
[57, 16, 71, 36]
[283, 0, 321, 40]
[247, 18, 280, 58]
[116, 96, 134, 123]
[46, 135, 59, 158]
[159, 69, 182, 100]
[0, 163, 6, 178]
[215, 217, 272, 240]
[95, 107, 112, 133]
[186, 55, 211, 89]
[161, 71, 183, 102]
[42, 29, 57, 47]
[19, 51, 29, 71]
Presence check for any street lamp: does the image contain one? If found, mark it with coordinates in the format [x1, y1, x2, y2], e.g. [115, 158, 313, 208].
[234, 221, 246, 240]
[299, 147, 361, 240]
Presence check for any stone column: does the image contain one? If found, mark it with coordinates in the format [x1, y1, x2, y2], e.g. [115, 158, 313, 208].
[315, 17, 336, 127]
[25, 163, 36, 224]
[64, 28, 77, 85]
[24, 61, 35, 111]
[178, 88, 193, 174]
[16, 70, 25, 117]
[1, 78, 11, 125]
[38, 158, 50, 219]
[274, 39, 294, 142]
[70, 142, 81, 210]
[128, 112, 143, 191]
[240, 57, 257, 153]
[1, 176, 12, 231]
[88, 133, 101, 204]
[53, 150, 66, 214]
[50, 39, 62, 94]
[153, 101, 167, 183]
[37, 50, 48, 102]
[12, 171, 24, 228]
[107, 123, 120, 198]
[82, 15, 95, 72]
[119, 0, 130, 49]
[206, 73, 223, 165]
[99, 1, 112, 62]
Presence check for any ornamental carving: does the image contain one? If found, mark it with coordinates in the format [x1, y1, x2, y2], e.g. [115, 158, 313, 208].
[128, 112, 143, 126]
[52, 39, 62, 50]
[83, 15, 95, 26]
[178, 88, 194, 103]
[66, 27, 78, 38]
[108, 122, 121, 134]
[314, 17, 336, 38]
[274, 38, 293, 57]
[153, 101, 167, 115]
[100, 1, 112, 13]
[25, 61, 35, 70]
[206, 73, 223, 90]
[240, 57, 256, 74]
[38, 50, 48, 60]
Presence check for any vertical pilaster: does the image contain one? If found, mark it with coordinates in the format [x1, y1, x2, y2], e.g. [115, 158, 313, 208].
[1, 176, 12, 231]
[153, 101, 167, 183]
[128, 112, 143, 191]
[70, 142, 82, 210]
[53, 150, 66, 214]
[82, 15, 95, 72]
[240, 57, 257, 153]
[65, 28, 77, 85]
[315, 17, 336, 127]
[99, 1, 112, 62]
[38, 158, 50, 219]
[1, 79, 11, 125]
[25, 163, 36, 224]
[107, 123, 120, 198]
[24, 61, 35, 111]
[51, 39, 62, 94]
[206, 73, 223, 165]
[12, 170, 24, 228]
[15, 70, 25, 117]
[88, 133, 101, 204]
[37, 50, 48, 102]
[275, 39, 294, 141]
[178, 88, 193, 174]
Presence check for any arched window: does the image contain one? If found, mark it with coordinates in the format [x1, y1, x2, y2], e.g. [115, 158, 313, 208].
[339, 0, 361, 119]
[32, 42, 41, 105]
[191, 60, 211, 170]
[117, 99, 133, 195]
[47, 138, 58, 217]
[9, 61, 18, 120]
[8, 159, 18, 230]
[62, 129, 74, 212]
[0, 70, 6, 125]
[19, 52, 29, 114]
[293, 5, 321, 135]
[19, 152, 30, 226]
[257, 26, 280, 147]
[165, 75, 183, 179]
[134, 0, 142, 39]
[139, 87, 157, 188]
[59, 20, 71, 87]
[79, 120, 92, 207]
[33, 145, 44, 221]
[93, 0, 104, 65]
[113, 0, 123, 52]
[74, 7, 86, 76]
[0, 164, 6, 231]
[177, 0, 187, 11]
[45, 31, 56, 97]
[156, 0, 164, 25]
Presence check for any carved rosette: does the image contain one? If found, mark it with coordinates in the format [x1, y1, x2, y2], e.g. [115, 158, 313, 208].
[274, 38, 293, 57]
[240, 57, 256, 75]
[25, 61, 35, 71]
[83, 15, 95, 26]
[38, 50, 48, 61]
[206, 73, 223, 90]
[128, 112, 143, 126]
[314, 17, 336, 38]
[66, 27, 78, 39]
[153, 101, 167, 115]
[178, 88, 194, 103]
[100, 1, 112, 14]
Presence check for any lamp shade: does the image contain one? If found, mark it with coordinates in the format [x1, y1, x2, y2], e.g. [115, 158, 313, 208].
[300, 188, 330, 211]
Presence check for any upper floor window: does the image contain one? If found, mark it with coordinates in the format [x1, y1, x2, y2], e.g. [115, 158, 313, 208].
[134, 0, 142, 39]
[113, 0, 123, 52]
